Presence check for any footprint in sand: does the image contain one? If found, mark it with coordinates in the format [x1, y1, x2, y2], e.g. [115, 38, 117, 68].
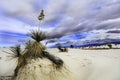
[79, 59, 92, 67]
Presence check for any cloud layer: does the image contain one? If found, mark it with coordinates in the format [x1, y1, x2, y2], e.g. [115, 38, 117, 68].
[0, 0, 120, 46]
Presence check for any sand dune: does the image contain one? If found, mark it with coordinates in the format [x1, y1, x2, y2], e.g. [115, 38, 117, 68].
[0, 48, 120, 80]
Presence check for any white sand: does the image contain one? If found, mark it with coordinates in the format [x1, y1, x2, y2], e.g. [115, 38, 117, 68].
[0, 48, 120, 80]
[0, 48, 17, 76]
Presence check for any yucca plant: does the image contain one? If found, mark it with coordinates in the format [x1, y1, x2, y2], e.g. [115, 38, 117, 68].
[14, 30, 63, 79]
[24, 29, 64, 68]
[14, 10, 68, 80]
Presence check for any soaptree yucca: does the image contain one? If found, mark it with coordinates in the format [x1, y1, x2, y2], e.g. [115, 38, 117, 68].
[8, 10, 69, 80]
[24, 29, 46, 58]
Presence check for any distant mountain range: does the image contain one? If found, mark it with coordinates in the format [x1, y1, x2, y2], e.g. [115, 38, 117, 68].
[47, 38, 120, 48]
[46, 32, 120, 48]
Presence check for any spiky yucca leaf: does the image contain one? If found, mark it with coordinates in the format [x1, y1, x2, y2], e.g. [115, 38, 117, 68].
[23, 41, 46, 59]
[11, 45, 21, 57]
[3, 45, 22, 59]
[5, 45, 25, 67]
[28, 30, 47, 42]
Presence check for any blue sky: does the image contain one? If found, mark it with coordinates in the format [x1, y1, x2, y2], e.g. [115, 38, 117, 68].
[0, 0, 120, 47]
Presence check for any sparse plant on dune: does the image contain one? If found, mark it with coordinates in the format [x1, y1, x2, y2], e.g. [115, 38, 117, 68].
[24, 29, 63, 67]
[57, 46, 68, 52]
[107, 44, 112, 49]
[70, 45, 74, 48]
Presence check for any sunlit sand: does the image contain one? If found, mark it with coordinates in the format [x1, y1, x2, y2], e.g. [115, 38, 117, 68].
[0, 48, 120, 80]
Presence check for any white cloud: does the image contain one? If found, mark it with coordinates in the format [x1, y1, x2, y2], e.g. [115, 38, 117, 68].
[0, 0, 120, 39]
[82, 29, 120, 41]
[0, 16, 32, 34]
[0, 15, 54, 34]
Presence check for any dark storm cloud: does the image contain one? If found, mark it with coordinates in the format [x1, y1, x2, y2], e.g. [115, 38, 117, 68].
[48, 0, 120, 38]
[107, 30, 120, 33]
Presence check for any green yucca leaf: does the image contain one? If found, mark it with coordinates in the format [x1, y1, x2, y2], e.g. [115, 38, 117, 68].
[28, 30, 47, 42]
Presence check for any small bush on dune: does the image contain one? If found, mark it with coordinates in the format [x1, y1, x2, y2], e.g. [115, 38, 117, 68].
[107, 44, 112, 49]
[57, 45, 68, 52]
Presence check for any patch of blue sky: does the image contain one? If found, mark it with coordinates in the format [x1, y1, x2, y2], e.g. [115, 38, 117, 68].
[0, 31, 27, 38]
[0, 36, 19, 47]
[58, 32, 88, 43]
[0, 31, 28, 47]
